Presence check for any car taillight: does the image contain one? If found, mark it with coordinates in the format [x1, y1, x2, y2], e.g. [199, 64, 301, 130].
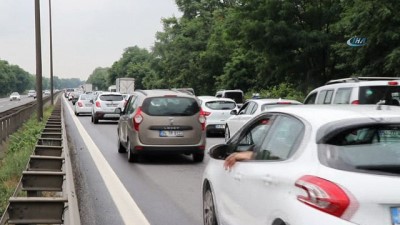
[295, 175, 350, 218]
[351, 100, 359, 104]
[78, 101, 83, 107]
[133, 107, 143, 131]
[95, 101, 101, 107]
[203, 111, 211, 116]
[199, 109, 206, 130]
[388, 81, 398, 86]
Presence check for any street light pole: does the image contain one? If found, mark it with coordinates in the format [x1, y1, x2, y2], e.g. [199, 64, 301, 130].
[35, 0, 43, 121]
[49, 0, 54, 105]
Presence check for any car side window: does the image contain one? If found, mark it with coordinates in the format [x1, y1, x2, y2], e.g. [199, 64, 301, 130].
[256, 115, 304, 160]
[238, 102, 249, 114]
[244, 102, 256, 115]
[316, 89, 334, 104]
[235, 117, 273, 152]
[304, 92, 317, 104]
[333, 88, 352, 104]
[125, 95, 138, 114]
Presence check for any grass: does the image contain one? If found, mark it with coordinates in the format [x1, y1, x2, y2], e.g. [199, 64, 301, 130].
[0, 106, 54, 216]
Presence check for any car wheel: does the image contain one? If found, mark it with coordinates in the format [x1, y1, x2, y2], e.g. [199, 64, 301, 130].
[127, 141, 138, 163]
[203, 185, 218, 225]
[93, 115, 99, 124]
[117, 136, 126, 153]
[193, 153, 204, 163]
[224, 126, 230, 142]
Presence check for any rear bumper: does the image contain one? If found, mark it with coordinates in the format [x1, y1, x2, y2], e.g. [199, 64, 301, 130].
[94, 111, 120, 120]
[206, 124, 225, 134]
[132, 145, 205, 155]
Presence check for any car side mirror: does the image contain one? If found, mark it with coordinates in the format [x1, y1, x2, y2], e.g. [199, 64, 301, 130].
[230, 109, 237, 115]
[208, 144, 229, 160]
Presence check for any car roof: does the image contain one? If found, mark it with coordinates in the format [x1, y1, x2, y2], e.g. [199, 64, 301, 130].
[197, 96, 235, 102]
[264, 104, 400, 128]
[137, 89, 196, 98]
[99, 92, 122, 96]
[308, 79, 400, 93]
[246, 98, 302, 105]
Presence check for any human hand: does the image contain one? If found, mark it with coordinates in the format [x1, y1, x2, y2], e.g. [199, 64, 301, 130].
[223, 151, 253, 171]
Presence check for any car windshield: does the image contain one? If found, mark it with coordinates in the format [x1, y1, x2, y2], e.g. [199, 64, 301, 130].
[11, 92, 19, 95]
[80, 94, 93, 100]
[322, 124, 400, 175]
[205, 101, 236, 110]
[143, 97, 200, 116]
[99, 95, 123, 101]
[359, 86, 400, 105]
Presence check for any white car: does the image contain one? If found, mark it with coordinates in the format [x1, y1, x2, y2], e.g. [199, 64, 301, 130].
[74, 94, 94, 116]
[9, 92, 21, 101]
[27, 90, 36, 97]
[224, 98, 302, 141]
[91, 92, 125, 124]
[198, 96, 237, 137]
[304, 77, 400, 105]
[203, 104, 400, 225]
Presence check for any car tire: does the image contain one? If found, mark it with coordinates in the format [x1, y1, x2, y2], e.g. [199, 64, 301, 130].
[203, 185, 218, 225]
[193, 153, 204, 163]
[117, 137, 126, 153]
[127, 141, 138, 163]
[93, 115, 99, 124]
[75, 111, 79, 116]
[224, 126, 230, 142]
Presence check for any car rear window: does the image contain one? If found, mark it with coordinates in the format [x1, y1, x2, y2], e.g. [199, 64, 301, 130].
[359, 86, 400, 105]
[320, 125, 400, 175]
[205, 101, 236, 110]
[142, 97, 200, 116]
[224, 92, 244, 103]
[100, 95, 123, 101]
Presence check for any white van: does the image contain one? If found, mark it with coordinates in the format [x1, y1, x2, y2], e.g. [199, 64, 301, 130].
[215, 89, 245, 108]
[304, 77, 400, 105]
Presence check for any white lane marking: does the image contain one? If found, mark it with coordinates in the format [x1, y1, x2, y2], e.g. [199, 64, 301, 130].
[63, 98, 150, 225]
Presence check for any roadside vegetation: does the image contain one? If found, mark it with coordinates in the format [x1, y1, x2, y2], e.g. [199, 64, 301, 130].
[0, 106, 53, 216]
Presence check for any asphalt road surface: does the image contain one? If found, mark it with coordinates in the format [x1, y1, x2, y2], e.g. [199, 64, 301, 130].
[0, 95, 35, 113]
[63, 97, 224, 225]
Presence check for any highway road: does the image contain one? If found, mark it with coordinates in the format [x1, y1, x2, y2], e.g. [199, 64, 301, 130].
[0, 95, 36, 113]
[62, 96, 224, 225]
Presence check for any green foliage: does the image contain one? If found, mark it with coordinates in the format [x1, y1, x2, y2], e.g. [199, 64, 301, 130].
[87, 67, 110, 91]
[108, 46, 155, 90]
[250, 82, 306, 102]
[0, 107, 53, 215]
[0, 59, 32, 97]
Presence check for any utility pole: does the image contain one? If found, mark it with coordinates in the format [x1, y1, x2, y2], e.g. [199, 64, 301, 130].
[35, 0, 43, 121]
[49, 0, 54, 105]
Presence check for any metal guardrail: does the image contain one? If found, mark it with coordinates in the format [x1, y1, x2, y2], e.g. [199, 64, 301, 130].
[0, 96, 52, 150]
[0, 97, 81, 225]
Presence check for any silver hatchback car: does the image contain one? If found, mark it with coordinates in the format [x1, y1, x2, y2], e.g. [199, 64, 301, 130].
[91, 92, 125, 124]
[117, 89, 207, 163]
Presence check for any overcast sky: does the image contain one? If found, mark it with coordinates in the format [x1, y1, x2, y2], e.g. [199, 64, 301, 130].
[0, 0, 181, 80]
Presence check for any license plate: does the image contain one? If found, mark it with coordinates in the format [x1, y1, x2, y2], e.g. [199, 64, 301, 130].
[216, 124, 225, 129]
[391, 207, 400, 225]
[159, 130, 184, 137]
[85, 104, 92, 107]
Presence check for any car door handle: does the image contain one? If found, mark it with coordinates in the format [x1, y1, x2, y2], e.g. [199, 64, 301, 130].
[262, 175, 274, 186]
[234, 173, 242, 181]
